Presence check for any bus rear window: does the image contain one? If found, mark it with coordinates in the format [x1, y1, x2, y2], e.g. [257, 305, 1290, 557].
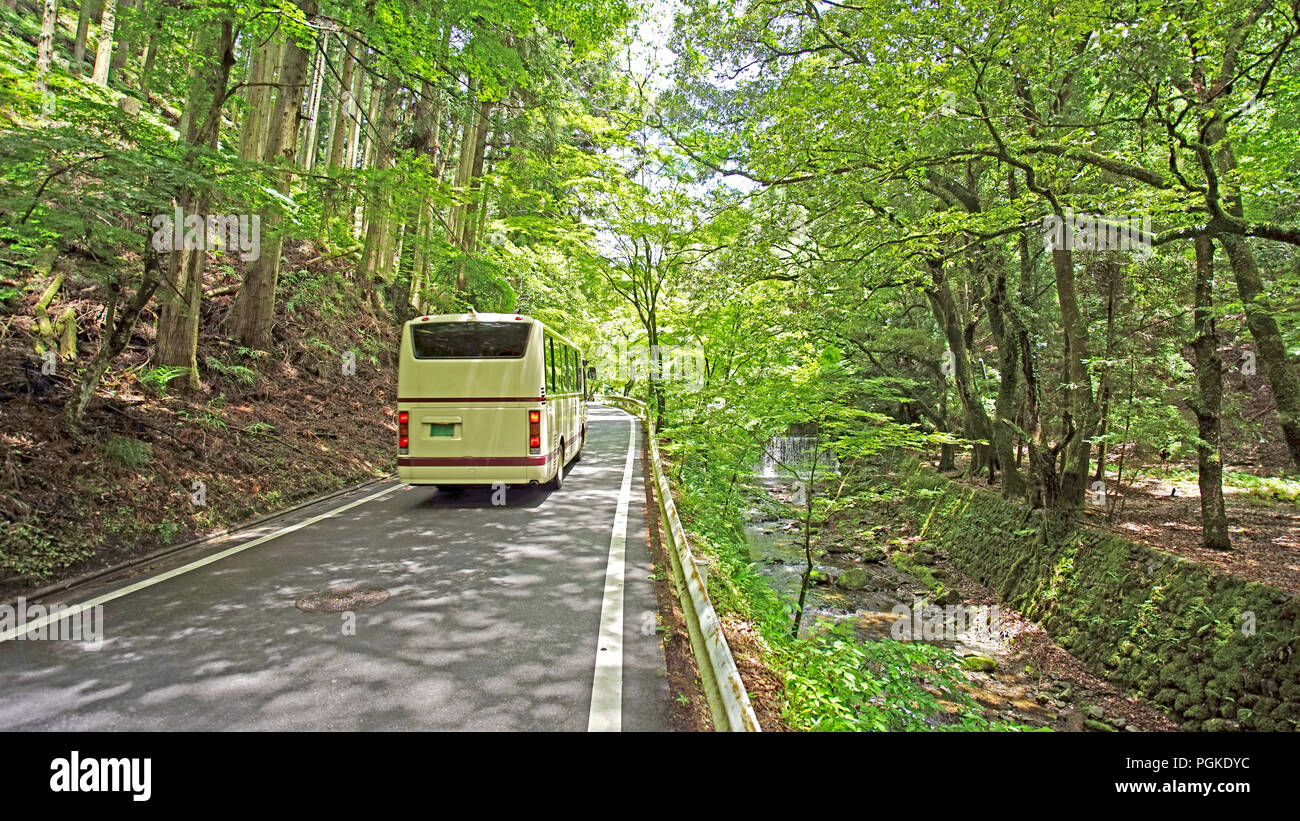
[410, 322, 530, 359]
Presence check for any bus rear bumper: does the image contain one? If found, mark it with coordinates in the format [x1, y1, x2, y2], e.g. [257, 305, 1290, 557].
[397, 457, 549, 485]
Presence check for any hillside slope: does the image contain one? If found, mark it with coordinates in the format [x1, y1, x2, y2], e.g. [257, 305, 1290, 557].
[1, 244, 397, 599]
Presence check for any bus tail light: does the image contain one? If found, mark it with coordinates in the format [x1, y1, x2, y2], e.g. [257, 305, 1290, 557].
[528, 410, 541, 455]
[398, 411, 409, 454]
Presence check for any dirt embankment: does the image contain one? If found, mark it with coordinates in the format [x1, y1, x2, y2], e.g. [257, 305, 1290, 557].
[1, 245, 398, 600]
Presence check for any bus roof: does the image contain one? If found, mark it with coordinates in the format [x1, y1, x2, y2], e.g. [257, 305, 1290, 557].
[405, 313, 582, 353]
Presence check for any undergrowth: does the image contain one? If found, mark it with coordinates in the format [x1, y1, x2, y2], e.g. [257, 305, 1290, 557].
[664, 426, 1027, 732]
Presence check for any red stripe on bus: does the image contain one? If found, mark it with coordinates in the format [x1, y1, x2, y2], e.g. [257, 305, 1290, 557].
[397, 397, 544, 403]
[397, 448, 559, 468]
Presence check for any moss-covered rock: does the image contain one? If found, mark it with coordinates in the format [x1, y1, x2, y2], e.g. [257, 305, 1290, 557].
[961, 653, 997, 672]
[837, 567, 872, 591]
[856, 544, 886, 562]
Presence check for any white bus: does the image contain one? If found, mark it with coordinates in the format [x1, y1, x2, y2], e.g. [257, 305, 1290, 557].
[396, 313, 588, 490]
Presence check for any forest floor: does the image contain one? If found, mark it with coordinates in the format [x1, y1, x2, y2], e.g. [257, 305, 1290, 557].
[0, 243, 397, 600]
[948, 458, 1300, 594]
[1085, 472, 1300, 593]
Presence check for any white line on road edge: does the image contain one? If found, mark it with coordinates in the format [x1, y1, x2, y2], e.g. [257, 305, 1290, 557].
[0, 484, 401, 644]
[598, 396, 761, 732]
[588, 416, 637, 732]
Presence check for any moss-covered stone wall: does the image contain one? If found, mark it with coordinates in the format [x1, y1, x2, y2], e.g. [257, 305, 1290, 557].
[897, 471, 1299, 731]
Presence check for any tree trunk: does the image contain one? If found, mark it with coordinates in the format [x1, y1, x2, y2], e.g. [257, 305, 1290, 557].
[153, 23, 235, 389]
[325, 36, 356, 172]
[227, 1, 316, 351]
[1190, 235, 1231, 550]
[238, 34, 280, 162]
[1217, 229, 1300, 468]
[460, 98, 493, 257]
[154, 244, 204, 388]
[320, 35, 357, 235]
[1090, 261, 1121, 483]
[1014, 210, 1055, 508]
[91, 0, 118, 86]
[1051, 244, 1096, 508]
[74, 0, 99, 67]
[925, 258, 996, 481]
[358, 77, 400, 298]
[299, 32, 327, 171]
[983, 190, 1024, 498]
[407, 80, 441, 308]
[110, 0, 135, 76]
[353, 71, 381, 239]
[1201, 108, 1300, 468]
[1179, 11, 1300, 470]
[35, 0, 58, 100]
[138, 15, 162, 100]
[447, 83, 480, 294]
[63, 235, 161, 429]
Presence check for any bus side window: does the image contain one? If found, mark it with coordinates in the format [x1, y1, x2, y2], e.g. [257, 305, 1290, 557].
[547, 336, 556, 394]
[566, 347, 575, 393]
[558, 344, 566, 394]
[557, 340, 565, 393]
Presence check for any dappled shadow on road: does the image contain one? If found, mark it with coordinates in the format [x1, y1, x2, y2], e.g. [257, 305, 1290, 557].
[0, 406, 655, 731]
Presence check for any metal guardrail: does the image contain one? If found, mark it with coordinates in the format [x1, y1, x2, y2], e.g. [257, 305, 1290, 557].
[598, 394, 761, 732]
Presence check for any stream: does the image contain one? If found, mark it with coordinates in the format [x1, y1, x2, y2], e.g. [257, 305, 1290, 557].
[742, 440, 1112, 730]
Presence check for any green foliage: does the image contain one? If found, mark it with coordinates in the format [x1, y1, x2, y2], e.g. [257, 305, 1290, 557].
[282, 269, 350, 319]
[152, 519, 181, 544]
[666, 398, 1020, 730]
[782, 625, 1018, 731]
[0, 518, 93, 582]
[179, 408, 228, 431]
[204, 356, 258, 386]
[137, 366, 191, 397]
[100, 436, 154, 470]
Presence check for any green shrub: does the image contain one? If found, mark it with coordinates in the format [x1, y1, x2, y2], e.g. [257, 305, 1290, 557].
[203, 356, 257, 386]
[0, 519, 92, 581]
[100, 435, 153, 470]
[137, 365, 190, 396]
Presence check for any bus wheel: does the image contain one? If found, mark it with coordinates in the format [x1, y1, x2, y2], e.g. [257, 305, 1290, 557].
[572, 427, 585, 463]
[549, 441, 565, 489]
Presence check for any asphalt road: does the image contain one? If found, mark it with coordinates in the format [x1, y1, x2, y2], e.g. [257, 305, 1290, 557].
[0, 404, 671, 731]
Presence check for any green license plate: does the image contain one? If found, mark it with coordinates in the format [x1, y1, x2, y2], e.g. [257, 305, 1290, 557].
[430, 423, 455, 437]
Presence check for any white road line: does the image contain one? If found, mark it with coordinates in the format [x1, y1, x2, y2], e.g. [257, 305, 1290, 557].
[0, 484, 401, 644]
[588, 416, 637, 732]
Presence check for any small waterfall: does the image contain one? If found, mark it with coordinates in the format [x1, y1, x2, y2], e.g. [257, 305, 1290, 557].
[758, 436, 839, 479]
